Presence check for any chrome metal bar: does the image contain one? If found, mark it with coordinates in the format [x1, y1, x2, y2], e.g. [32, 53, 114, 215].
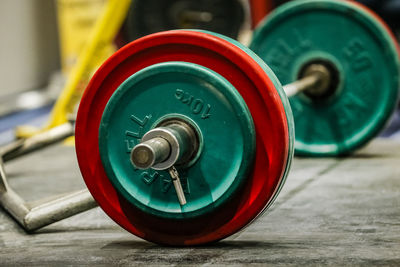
[283, 74, 320, 97]
[23, 189, 97, 231]
[0, 122, 97, 232]
[283, 64, 332, 98]
[1, 122, 74, 162]
[0, 183, 96, 231]
[0, 158, 8, 192]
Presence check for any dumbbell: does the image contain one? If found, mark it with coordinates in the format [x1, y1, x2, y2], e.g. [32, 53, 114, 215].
[75, 0, 399, 245]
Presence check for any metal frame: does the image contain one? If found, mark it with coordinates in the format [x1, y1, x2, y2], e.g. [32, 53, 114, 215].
[0, 122, 97, 231]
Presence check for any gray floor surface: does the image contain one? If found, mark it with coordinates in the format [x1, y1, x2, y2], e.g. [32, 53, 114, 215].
[0, 139, 399, 266]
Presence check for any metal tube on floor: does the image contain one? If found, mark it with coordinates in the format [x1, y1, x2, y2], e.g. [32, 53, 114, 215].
[1, 122, 74, 162]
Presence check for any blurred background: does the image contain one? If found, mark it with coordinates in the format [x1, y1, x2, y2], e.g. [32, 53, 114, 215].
[0, 0, 399, 144]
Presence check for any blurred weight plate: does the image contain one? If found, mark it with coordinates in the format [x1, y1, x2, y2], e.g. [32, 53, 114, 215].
[120, 0, 251, 42]
[250, 0, 400, 156]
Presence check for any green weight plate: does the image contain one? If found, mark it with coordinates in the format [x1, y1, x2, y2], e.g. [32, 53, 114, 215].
[250, 0, 400, 156]
[98, 61, 256, 219]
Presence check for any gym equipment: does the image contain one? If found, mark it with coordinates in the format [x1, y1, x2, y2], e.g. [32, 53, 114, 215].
[2, 0, 398, 246]
[17, 0, 251, 138]
[121, 0, 250, 42]
[250, 0, 400, 156]
[76, 29, 294, 245]
[75, 0, 399, 246]
[0, 122, 97, 231]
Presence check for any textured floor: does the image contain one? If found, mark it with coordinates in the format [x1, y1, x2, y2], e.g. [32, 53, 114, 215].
[0, 139, 399, 266]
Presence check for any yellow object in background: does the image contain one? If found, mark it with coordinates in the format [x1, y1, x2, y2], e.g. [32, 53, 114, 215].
[57, 0, 109, 74]
[16, 0, 132, 138]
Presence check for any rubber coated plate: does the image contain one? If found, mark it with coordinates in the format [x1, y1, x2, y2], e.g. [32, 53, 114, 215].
[250, 0, 400, 156]
[98, 61, 256, 219]
[76, 30, 294, 245]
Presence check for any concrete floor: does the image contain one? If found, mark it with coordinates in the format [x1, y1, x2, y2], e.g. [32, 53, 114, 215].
[0, 139, 399, 266]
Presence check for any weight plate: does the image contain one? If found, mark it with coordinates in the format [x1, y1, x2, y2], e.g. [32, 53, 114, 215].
[98, 61, 256, 219]
[121, 0, 247, 41]
[76, 30, 294, 245]
[250, 0, 400, 156]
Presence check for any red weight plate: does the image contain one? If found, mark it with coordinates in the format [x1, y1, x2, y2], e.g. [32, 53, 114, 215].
[76, 30, 290, 245]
